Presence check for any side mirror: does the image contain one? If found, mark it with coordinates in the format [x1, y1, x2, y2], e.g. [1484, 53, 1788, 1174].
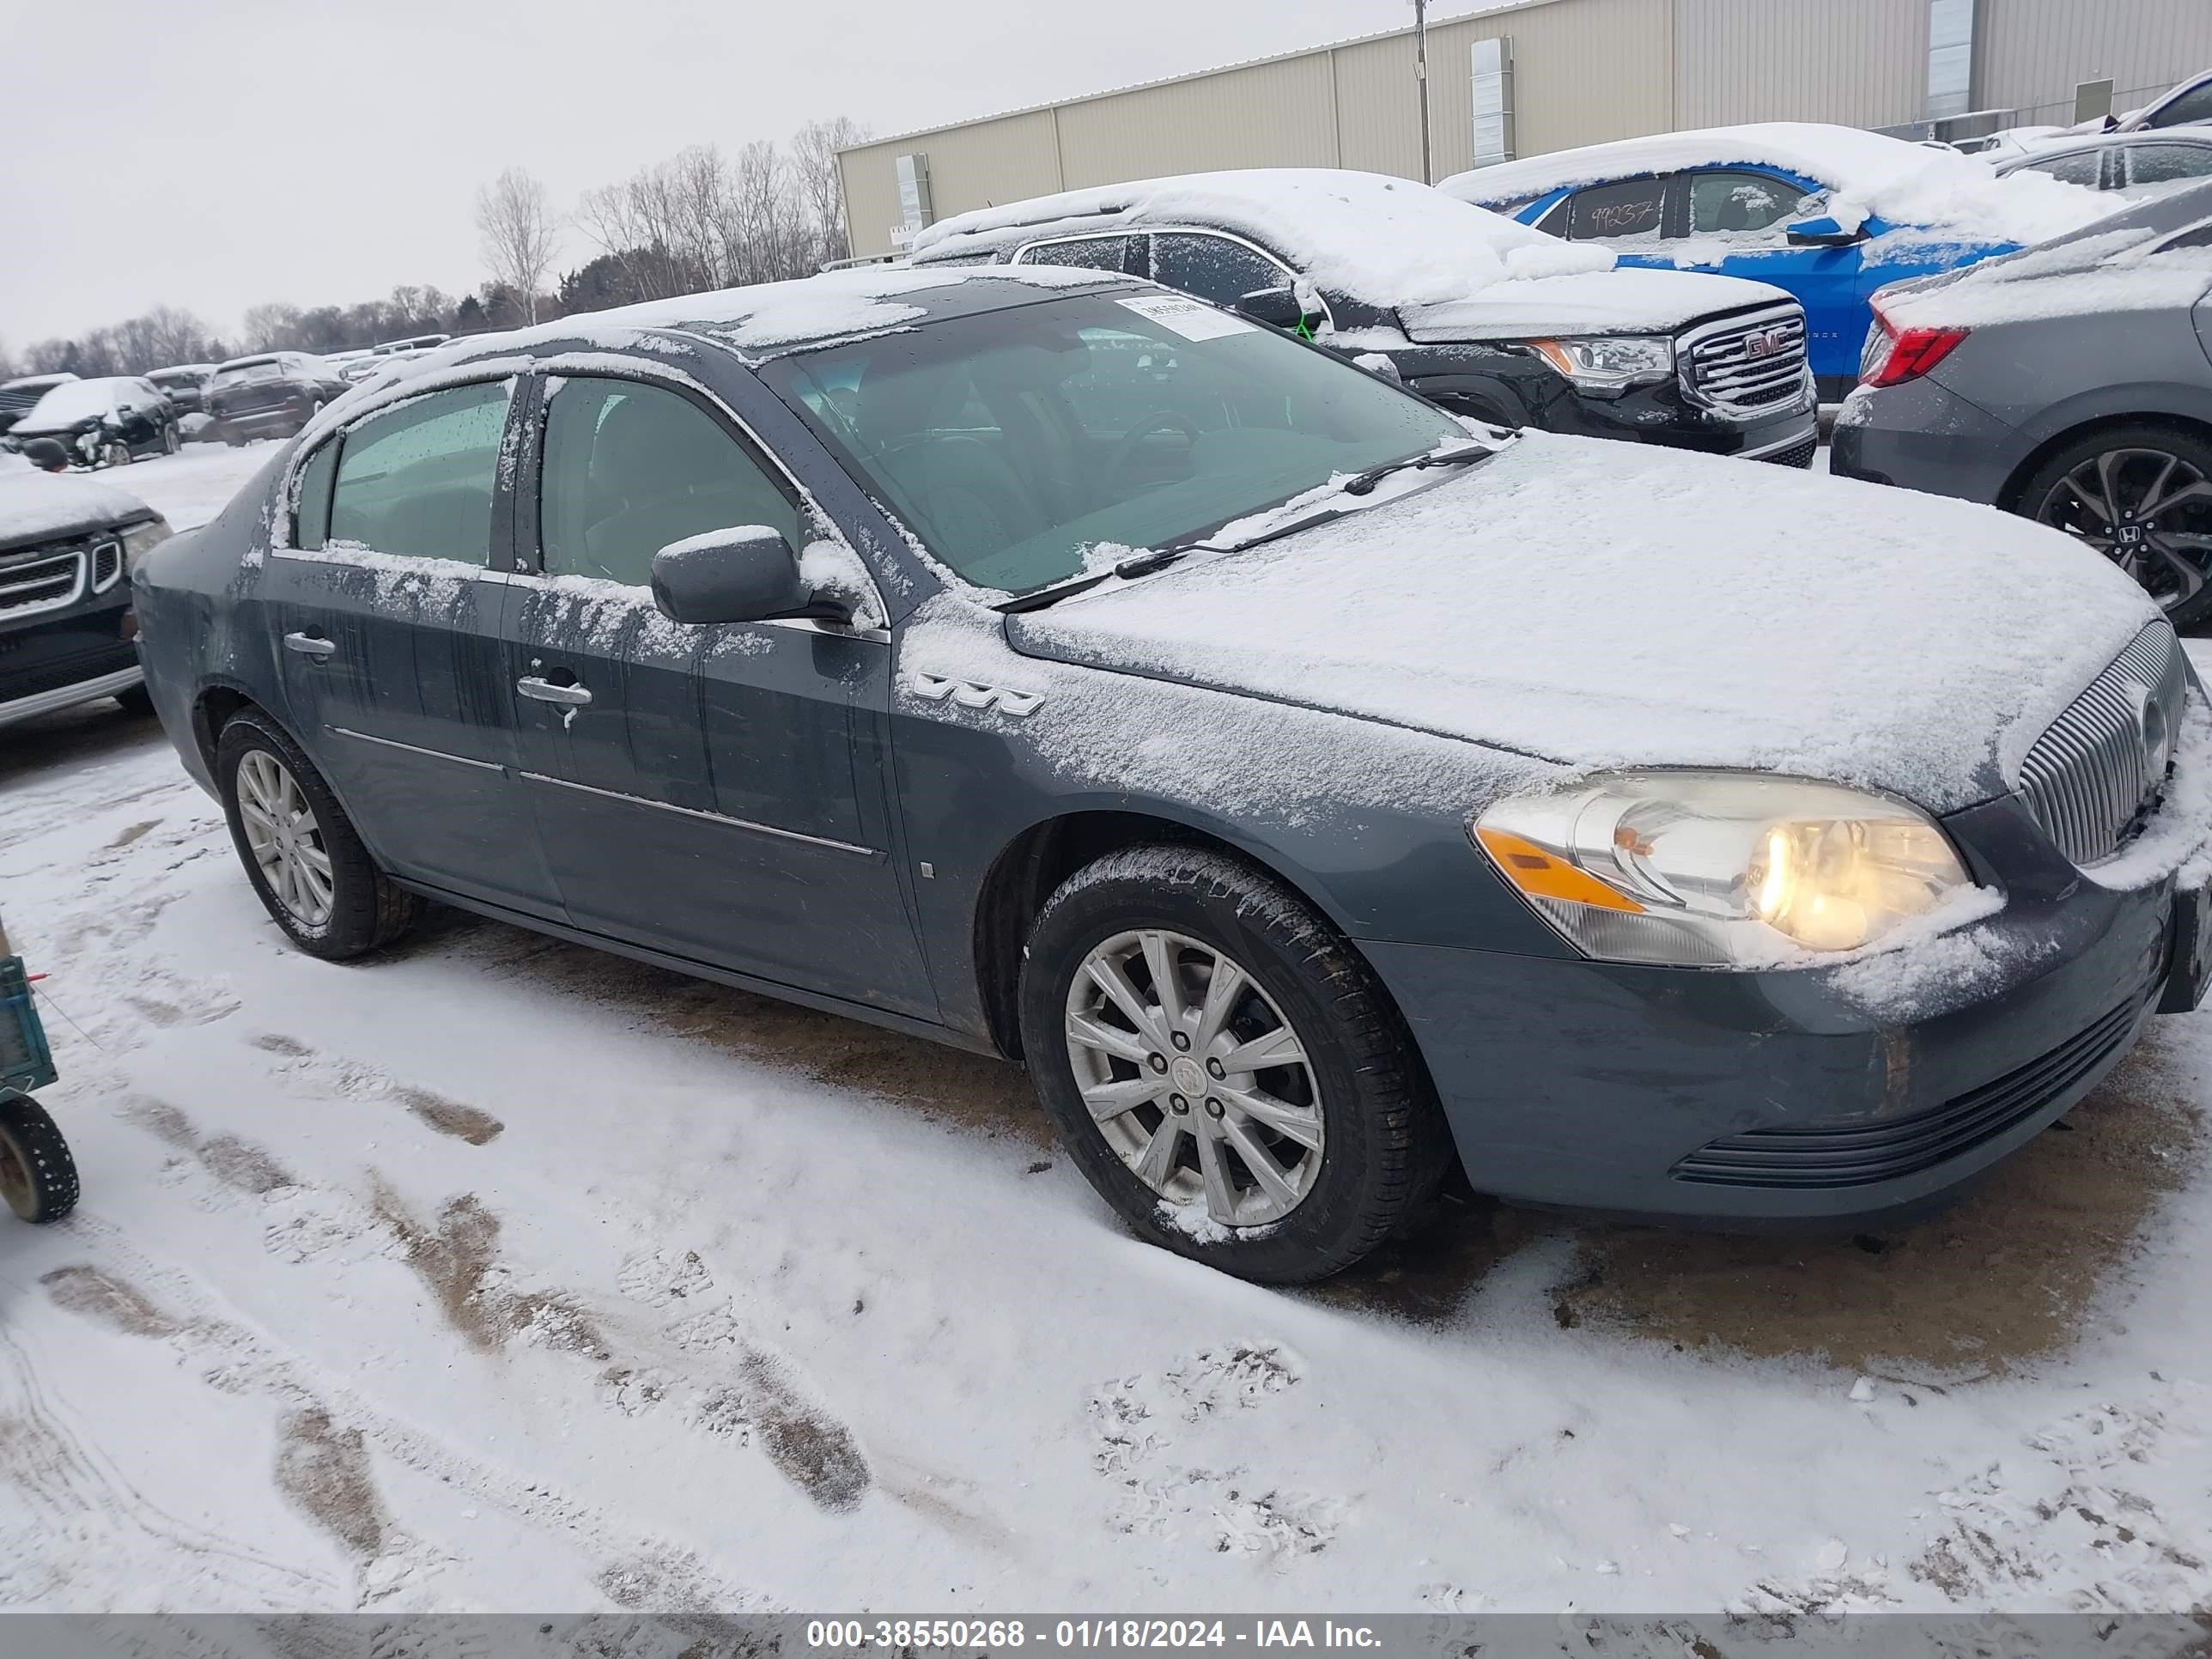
[650, 525, 830, 626]
[1233, 286, 1308, 329]
[1784, 215, 1868, 248]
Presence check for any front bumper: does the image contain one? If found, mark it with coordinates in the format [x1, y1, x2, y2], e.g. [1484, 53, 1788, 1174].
[1407, 361, 1816, 464]
[0, 588, 143, 728]
[1368, 793, 2185, 1228]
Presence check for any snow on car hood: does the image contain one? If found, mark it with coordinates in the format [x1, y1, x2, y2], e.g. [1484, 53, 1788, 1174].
[0, 470, 155, 553]
[1398, 267, 1792, 340]
[1005, 432, 2161, 814]
[909, 168, 1614, 307]
[1441, 122, 2114, 247]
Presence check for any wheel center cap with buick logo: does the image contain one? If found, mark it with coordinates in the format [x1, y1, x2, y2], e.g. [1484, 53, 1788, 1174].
[1171, 1056, 1206, 1097]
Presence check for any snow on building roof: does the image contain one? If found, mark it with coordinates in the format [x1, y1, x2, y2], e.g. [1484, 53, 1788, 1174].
[1441, 122, 2116, 246]
[908, 168, 1613, 308]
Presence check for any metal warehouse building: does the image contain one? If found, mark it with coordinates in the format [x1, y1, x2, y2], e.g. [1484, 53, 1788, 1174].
[837, 0, 2212, 258]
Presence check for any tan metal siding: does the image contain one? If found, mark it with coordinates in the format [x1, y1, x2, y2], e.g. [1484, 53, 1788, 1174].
[841, 110, 1066, 258]
[1331, 33, 1424, 179]
[1053, 53, 1340, 187]
[1427, 0, 1675, 171]
[1674, 0, 1927, 130]
[1980, 0, 2212, 125]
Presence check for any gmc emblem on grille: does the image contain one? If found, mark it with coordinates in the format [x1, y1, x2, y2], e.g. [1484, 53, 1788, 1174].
[1743, 328, 1791, 360]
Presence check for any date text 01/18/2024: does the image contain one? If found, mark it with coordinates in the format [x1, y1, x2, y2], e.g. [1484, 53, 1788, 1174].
[805, 1620, 1383, 1650]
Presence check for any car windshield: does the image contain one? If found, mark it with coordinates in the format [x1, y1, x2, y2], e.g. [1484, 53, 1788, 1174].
[758, 289, 1464, 596]
[212, 362, 286, 387]
[22, 378, 131, 425]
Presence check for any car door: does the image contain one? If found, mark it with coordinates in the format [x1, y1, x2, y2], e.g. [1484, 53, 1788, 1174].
[506, 366, 935, 1016]
[1668, 168, 1869, 386]
[264, 377, 562, 917]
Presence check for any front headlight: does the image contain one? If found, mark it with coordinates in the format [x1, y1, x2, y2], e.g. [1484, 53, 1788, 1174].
[1474, 771, 1972, 966]
[121, 515, 173, 574]
[1523, 334, 1674, 394]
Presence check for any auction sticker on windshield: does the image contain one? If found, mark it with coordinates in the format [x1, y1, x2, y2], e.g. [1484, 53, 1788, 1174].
[1117, 293, 1258, 341]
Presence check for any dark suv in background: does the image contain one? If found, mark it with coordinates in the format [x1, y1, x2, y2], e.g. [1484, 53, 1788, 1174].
[1, 470, 170, 726]
[204, 352, 351, 444]
[909, 169, 1818, 465]
[0, 373, 77, 441]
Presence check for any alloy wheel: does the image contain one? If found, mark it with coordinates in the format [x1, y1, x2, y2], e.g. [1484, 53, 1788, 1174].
[236, 750, 336, 927]
[2036, 447, 2212, 612]
[1064, 928, 1325, 1228]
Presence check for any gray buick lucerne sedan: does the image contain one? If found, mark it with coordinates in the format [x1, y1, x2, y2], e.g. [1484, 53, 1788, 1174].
[135, 264, 2212, 1283]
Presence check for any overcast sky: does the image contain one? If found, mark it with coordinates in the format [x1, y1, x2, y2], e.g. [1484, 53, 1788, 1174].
[3, 0, 1483, 348]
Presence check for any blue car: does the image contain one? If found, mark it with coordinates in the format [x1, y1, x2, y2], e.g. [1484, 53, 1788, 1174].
[1443, 122, 2111, 398]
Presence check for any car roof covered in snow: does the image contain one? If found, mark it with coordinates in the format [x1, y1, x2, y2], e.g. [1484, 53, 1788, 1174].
[907, 167, 1614, 308]
[1441, 122, 2116, 245]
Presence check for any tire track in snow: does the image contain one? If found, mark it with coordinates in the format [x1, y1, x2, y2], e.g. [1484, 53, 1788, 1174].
[37, 1212, 767, 1611]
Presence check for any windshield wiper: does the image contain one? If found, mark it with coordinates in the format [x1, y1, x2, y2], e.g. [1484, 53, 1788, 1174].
[1337, 439, 1493, 497]
[996, 546, 1189, 613]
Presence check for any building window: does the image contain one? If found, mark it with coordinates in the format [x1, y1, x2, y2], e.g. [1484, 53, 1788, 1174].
[1926, 0, 1976, 122]
[1471, 37, 1515, 169]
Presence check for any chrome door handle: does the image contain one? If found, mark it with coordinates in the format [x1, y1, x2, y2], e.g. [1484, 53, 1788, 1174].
[283, 631, 336, 659]
[517, 676, 592, 708]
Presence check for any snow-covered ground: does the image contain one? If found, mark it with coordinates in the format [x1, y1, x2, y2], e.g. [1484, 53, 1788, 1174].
[1, 637, 2208, 1613]
[0, 441, 277, 535]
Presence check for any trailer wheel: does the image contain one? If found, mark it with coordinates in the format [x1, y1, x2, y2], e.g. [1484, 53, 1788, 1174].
[0, 1090, 78, 1223]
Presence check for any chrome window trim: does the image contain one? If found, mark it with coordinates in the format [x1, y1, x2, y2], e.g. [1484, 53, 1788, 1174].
[327, 726, 506, 772]
[470, 568, 890, 645]
[518, 770, 879, 857]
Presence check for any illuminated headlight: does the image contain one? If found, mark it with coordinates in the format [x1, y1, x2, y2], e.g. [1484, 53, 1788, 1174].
[121, 515, 173, 574]
[1473, 771, 1972, 966]
[1524, 335, 1674, 395]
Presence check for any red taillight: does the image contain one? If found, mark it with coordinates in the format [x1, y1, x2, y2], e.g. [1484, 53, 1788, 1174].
[1861, 307, 1968, 390]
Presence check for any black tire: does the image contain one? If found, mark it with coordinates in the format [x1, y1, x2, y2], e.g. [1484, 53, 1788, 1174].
[114, 684, 155, 719]
[0, 1091, 80, 1224]
[2015, 422, 2212, 629]
[215, 709, 422, 959]
[1018, 846, 1449, 1284]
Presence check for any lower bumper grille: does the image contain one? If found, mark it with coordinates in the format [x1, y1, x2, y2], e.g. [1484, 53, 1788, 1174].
[1, 641, 139, 704]
[1759, 434, 1819, 469]
[1672, 997, 2141, 1188]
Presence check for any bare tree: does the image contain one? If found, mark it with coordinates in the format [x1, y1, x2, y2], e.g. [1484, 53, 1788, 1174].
[791, 116, 868, 268]
[475, 167, 558, 324]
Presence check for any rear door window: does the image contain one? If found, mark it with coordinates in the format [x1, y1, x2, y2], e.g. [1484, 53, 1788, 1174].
[1013, 236, 1132, 272]
[1562, 176, 1670, 242]
[1150, 232, 1297, 310]
[1685, 169, 1821, 234]
[327, 380, 511, 563]
[2126, 143, 2212, 187]
[2148, 82, 2212, 129]
[538, 376, 800, 588]
[2015, 149, 2106, 187]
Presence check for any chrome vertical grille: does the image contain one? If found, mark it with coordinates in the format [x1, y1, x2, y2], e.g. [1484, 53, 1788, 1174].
[2015, 622, 2188, 867]
[0, 546, 88, 618]
[1679, 304, 1812, 417]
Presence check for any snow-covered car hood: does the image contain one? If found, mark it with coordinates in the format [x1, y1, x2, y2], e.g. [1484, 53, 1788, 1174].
[1397, 267, 1792, 341]
[1004, 433, 2161, 814]
[0, 470, 157, 553]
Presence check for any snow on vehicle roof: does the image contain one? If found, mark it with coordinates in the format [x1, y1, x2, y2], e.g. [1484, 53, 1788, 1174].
[0, 469, 155, 552]
[908, 168, 1613, 307]
[1879, 227, 2212, 331]
[1441, 122, 2115, 246]
[18, 376, 145, 427]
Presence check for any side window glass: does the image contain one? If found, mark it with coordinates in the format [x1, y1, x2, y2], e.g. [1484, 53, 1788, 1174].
[2128, 143, 2212, 186]
[1151, 233, 1293, 309]
[539, 377, 800, 588]
[1686, 170, 1820, 234]
[2018, 150, 2104, 187]
[294, 440, 338, 550]
[2149, 84, 2212, 128]
[1015, 236, 1129, 272]
[327, 380, 510, 562]
[1565, 177, 1669, 242]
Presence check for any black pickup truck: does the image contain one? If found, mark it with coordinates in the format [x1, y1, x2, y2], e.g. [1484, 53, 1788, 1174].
[0, 471, 172, 727]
